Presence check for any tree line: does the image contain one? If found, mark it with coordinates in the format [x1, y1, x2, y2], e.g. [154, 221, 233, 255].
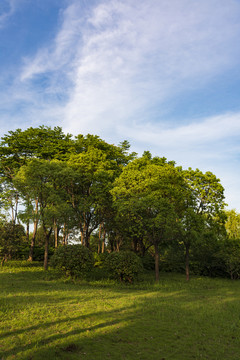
[0, 125, 239, 281]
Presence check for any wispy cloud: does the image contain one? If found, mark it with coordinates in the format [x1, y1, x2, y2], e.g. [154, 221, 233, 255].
[60, 0, 240, 136]
[17, 0, 240, 132]
[1, 0, 240, 208]
[0, 0, 24, 28]
[124, 112, 240, 149]
[20, 2, 84, 82]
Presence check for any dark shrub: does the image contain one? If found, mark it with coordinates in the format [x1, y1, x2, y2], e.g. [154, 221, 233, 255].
[141, 252, 155, 270]
[105, 251, 143, 283]
[0, 223, 26, 261]
[50, 245, 94, 278]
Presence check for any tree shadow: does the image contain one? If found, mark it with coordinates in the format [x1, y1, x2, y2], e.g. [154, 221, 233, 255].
[1, 269, 240, 359]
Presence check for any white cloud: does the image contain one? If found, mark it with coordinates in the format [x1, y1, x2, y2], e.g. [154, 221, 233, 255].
[18, 0, 240, 126]
[59, 0, 240, 136]
[1, 0, 240, 210]
[20, 2, 84, 81]
[122, 112, 240, 148]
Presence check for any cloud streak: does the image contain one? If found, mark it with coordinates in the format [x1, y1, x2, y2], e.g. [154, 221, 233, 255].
[1, 0, 240, 209]
[59, 0, 240, 136]
[0, 0, 26, 28]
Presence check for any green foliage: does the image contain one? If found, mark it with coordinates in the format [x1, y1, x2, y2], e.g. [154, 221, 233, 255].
[141, 252, 155, 270]
[111, 155, 186, 281]
[225, 209, 240, 240]
[0, 222, 26, 260]
[216, 239, 240, 279]
[0, 125, 233, 281]
[50, 244, 94, 278]
[104, 251, 143, 282]
[93, 252, 108, 268]
[30, 246, 55, 261]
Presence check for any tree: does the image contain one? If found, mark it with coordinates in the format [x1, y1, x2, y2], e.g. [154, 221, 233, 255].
[111, 155, 185, 282]
[0, 126, 74, 256]
[14, 159, 72, 270]
[180, 168, 226, 280]
[66, 135, 134, 248]
[225, 209, 240, 240]
[0, 222, 26, 263]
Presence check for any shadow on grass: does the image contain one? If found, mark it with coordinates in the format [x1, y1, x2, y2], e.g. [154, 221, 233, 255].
[0, 306, 137, 359]
[1, 267, 240, 359]
[2, 290, 240, 360]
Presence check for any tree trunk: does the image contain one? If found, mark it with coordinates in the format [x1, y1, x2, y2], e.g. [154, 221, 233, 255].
[101, 228, 106, 253]
[82, 222, 90, 248]
[54, 219, 58, 248]
[185, 243, 190, 281]
[43, 225, 52, 271]
[14, 192, 18, 224]
[26, 221, 29, 243]
[28, 199, 39, 262]
[154, 241, 159, 282]
[62, 223, 68, 245]
[80, 229, 84, 246]
[98, 224, 102, 254]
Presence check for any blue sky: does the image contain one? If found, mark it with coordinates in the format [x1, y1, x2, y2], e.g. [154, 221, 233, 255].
[0, 0, 240, 210]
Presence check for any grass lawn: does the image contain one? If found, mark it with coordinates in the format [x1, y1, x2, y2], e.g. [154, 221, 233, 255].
[1, 262, 240, 360]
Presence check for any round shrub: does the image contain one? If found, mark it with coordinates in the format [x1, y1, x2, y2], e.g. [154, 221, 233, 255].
[50, 245, 94, 278]
[104, 251, 143, 283]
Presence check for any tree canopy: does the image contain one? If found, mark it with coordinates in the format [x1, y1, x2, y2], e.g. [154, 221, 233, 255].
[0, 125, 232, 281]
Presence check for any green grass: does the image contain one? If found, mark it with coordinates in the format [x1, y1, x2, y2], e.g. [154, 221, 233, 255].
[1, 262, 240, 359]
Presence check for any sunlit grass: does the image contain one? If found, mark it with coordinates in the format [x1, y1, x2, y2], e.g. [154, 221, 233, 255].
[1, 261, 240, 359]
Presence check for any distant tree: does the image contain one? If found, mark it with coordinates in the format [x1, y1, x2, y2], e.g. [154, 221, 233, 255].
[225, 209, 240, 240]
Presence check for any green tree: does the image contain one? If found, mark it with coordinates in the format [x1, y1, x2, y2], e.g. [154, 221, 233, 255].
[0, 126, 74, 256]
[0, 222, 26, 263]
[180, 168, 226, 280]
[225, 209, 240, 240]
[66, 135, 134, 248]
[111, 155, 185, 282]
[14, 159, 72, 270]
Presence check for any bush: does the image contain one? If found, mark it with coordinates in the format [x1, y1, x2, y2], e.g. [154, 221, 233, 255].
[0, 222, 26, 261]
[50, 245, 94, 278]
[104, 251, 143, 283]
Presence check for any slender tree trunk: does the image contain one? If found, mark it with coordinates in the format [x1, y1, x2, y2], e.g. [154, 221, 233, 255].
[54, 219, 58, 248]
[85, 234, 89, 248]
[154, 241, 159, 282]
[98, 224, 102, 254]
[80, 229, 84, 246]
[14, 192, 18, 224]
[80, 225, 90, 248]
[101, 228, 106, 253]
[26, 221, 29, 243]
[28, 199, 39, 262]
[116, 238, 120, 252]
[185, 243, 190, 281]
[62, 223, 67, 245]
[11, 204, 15, 225]
[43, 225, 52, 271]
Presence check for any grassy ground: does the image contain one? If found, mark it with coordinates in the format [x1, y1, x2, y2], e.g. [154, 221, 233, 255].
[1, 262, 240, 360]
